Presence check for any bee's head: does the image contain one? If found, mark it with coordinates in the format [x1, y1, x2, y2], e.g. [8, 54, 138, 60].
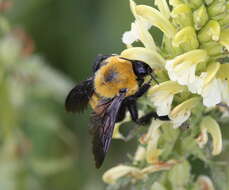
[132, 60, 153, 78]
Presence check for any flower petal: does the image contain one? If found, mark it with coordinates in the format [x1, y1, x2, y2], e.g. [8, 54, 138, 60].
[170, 97, 201, 128]
[151, 91, 174, 116]
[196, 128, 208, 148]
[200, 116, 222, 155]
[148, 81, 185, 116]
[133, 146, 146, 163]
[155, 0, 170, 19]
[135, 18, 156, 50]
[165, 49, 208, 85]
[135, 5, 176, 38]
[149, 81, 185, 94]
[166, 49, 208, 68]
[218, 79, 229, 106]
[169, 0, 183, 7]
[187, 72, 207, 94]
[140, 120, 163, 144]
[141, 160, 177, 175]
[102, 165, 143, 184]
[204, 62, 220, 85]
[127, 0, 156, 49]
[121, 47, 165, 67]
[202, 79, 221, 107]
[122, 22, 139, 45]
[146, 128, 162, 164]
[217, 63, 229, 81]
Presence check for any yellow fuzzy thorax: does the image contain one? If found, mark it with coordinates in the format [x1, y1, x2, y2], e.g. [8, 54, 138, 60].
[94, 56, 139, 98]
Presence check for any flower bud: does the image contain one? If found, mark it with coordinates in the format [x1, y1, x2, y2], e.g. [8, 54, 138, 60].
[204, 0, 214, 5]
[171, 4, 193, 29]
[198, 20, 221, 42]
[172, 26, 199, 52]
[193, 5, 208, 30]
[163, 35, 183, 58]
[187, 0, 204, 9]
[219, 28, 229, 52]
[219, 14, 229, 26]
[201, 42, 224, 56]
[208, 0, 226, 17]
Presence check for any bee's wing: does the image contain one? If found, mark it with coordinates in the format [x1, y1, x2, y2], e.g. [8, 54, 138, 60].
[91, 92, 126, 168]
[65, 78, 94, 113]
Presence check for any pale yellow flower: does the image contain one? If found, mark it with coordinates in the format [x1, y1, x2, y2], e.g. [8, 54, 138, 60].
[165, 49, 208, 86]
[169, 97, 201, 128]
[148, 81, 185, 116]
[199, 116, 222, 155]
[102, 165, 143, 184]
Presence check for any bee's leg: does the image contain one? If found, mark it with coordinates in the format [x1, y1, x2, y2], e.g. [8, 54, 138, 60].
[126, 99, 139, 122]
[115, 103, 127, 122]
[134, 83, 151, 98]
[137, 112, 170, 125]
[127, 99, 169, 125]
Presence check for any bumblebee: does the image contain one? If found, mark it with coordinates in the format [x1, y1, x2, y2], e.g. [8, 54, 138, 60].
[65, 54, 169, 168]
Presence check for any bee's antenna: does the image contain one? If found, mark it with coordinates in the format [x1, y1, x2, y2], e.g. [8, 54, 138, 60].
[150, 73, 159, 84]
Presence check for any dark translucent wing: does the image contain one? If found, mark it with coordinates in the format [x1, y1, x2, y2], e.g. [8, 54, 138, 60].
[65, 78, 94, 113]
[91, 93, 126, 168]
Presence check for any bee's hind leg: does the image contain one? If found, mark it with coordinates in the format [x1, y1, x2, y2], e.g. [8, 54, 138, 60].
[126, 99, 169, 126]
[115, 103, 127, 122]
[137, 112, 170, 125]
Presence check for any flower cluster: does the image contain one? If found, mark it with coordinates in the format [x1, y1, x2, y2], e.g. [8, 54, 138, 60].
[103, 0, 229, 189]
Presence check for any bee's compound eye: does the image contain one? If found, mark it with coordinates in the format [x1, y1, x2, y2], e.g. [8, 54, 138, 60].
[119, 88, 127, 94]
[132, 61, 152, 78]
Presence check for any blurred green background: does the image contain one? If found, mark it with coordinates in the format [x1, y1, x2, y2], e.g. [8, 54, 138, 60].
[0, 0, 154, 189]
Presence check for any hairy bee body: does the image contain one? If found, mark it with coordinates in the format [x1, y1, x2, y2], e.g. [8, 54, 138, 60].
[94, 56, 139, 98]
[65, 54, 169, 168]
